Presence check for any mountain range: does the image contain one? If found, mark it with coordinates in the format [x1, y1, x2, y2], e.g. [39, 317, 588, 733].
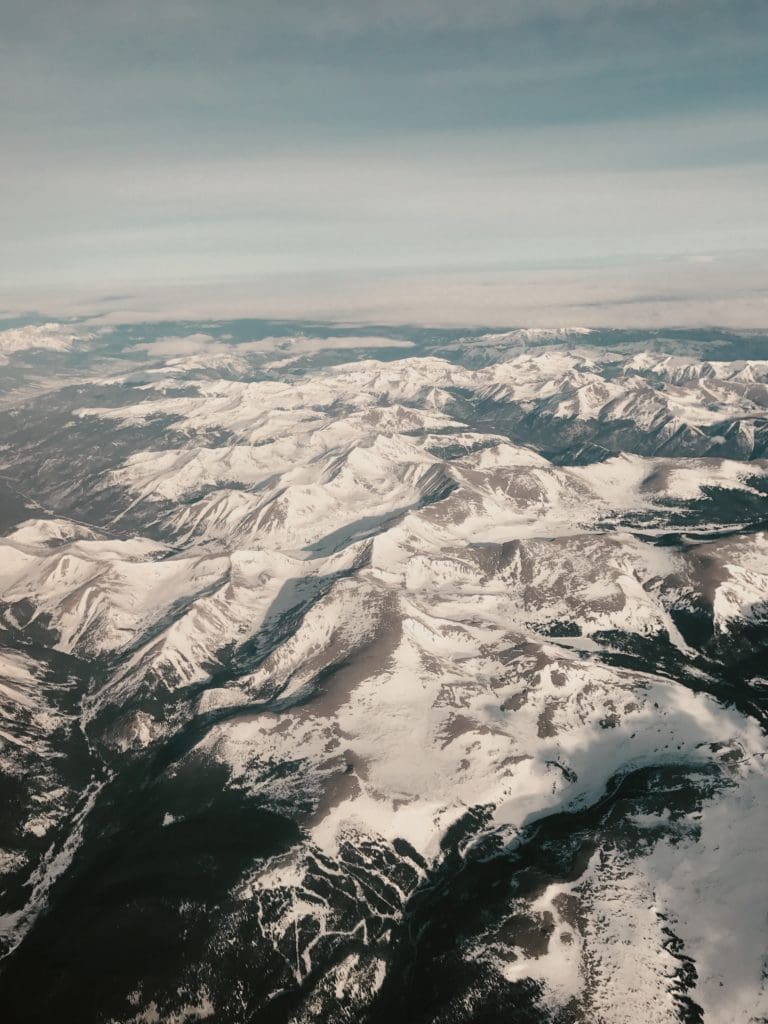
[0, 319, 767, 1023]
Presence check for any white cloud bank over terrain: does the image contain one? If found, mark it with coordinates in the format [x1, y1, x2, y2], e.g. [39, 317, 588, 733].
[7, 252, 764, 330]
[130, 334, 414, 358]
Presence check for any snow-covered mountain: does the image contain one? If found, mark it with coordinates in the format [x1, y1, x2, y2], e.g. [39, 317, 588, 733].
[0, 321, 767, 1023]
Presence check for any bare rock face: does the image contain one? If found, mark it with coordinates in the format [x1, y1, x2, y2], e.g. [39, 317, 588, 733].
[0, 321, 767, 1024]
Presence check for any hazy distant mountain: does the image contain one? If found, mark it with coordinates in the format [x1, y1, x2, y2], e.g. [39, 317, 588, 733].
[0, 320, 767, 1024]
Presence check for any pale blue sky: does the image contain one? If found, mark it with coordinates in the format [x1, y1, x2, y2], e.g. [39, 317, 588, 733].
[2, 1, 767, 323]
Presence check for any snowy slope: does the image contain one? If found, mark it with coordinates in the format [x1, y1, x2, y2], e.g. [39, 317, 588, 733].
[0, 325, 767, 1024]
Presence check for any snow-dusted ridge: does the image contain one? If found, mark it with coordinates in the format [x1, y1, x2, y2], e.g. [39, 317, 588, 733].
[0, 322, 93, 363]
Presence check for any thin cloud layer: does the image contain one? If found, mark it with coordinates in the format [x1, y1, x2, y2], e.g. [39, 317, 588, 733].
[8, 253, 760, 330]
[128, 333, 415, 359]
[1, 0, 766, 323]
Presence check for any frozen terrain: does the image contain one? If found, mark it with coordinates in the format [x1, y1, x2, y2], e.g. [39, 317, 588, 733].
[0, 319, 767, 1023]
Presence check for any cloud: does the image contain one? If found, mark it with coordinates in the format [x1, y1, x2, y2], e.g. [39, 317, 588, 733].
[127, 332, 415, 364]
[16, 251, 766, 331]
[252, 335, 414, 352]
[2, 1, 748, 46]
[254, 336, 414, 366]
[1, 0, 765, 310]
[129, 333, 221, 356]
[5, 148, 766, 304]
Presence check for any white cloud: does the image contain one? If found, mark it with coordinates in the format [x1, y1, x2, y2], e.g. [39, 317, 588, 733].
[51, 252, 765, 331]
[126, 332, 415, 364]
[251, 335, 414, 353]
[130, 333, 220, 356]
[256, 336, 414, 367]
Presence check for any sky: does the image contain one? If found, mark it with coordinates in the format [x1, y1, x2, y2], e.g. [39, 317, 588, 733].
[2, 0, 767, 326]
